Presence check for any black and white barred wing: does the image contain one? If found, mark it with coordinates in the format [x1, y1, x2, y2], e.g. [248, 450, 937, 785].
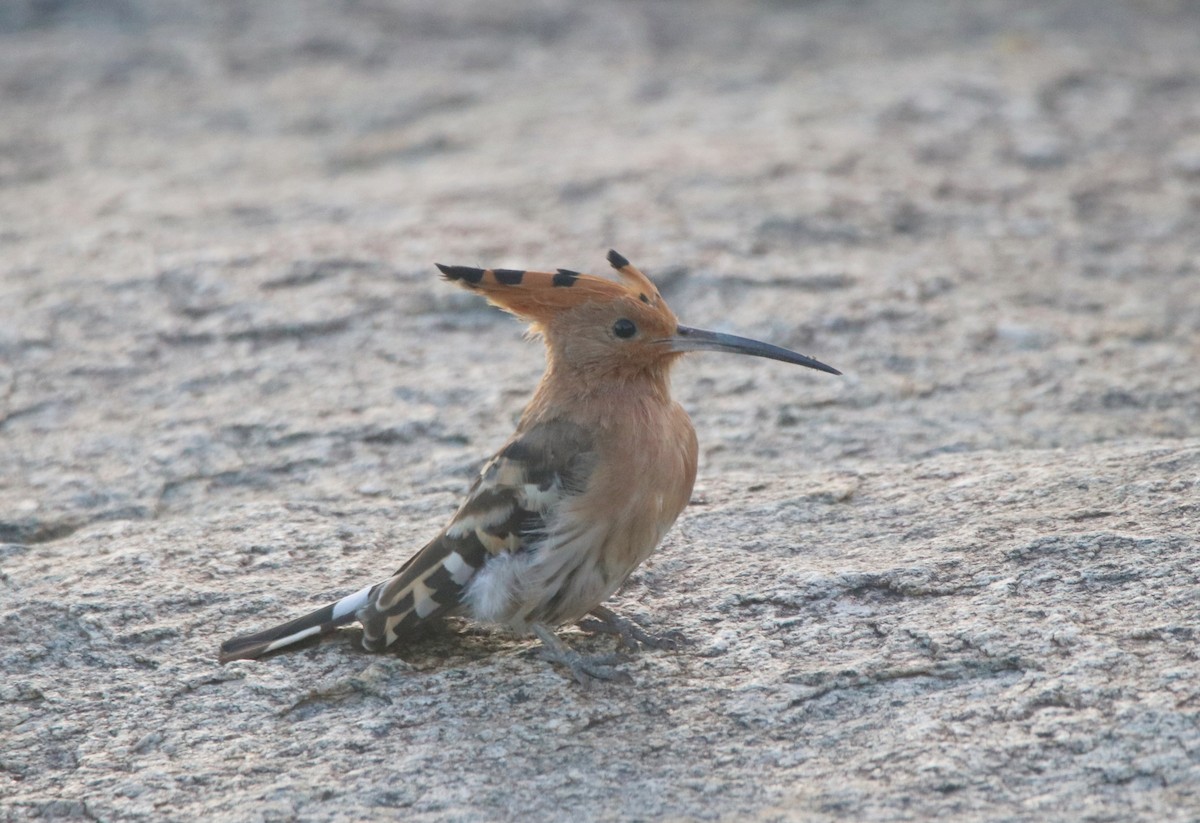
[358, 418, 596, 650]
[218, 419, 595, 662]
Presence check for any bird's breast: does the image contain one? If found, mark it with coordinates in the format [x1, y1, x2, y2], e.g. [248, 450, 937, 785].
[464, 399, 698, 630]
[582, 400, 698, 569]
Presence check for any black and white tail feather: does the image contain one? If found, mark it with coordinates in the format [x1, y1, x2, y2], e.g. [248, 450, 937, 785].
[217, 584, 374, 662]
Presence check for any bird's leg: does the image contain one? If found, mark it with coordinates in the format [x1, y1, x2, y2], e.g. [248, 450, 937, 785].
[531, 624, 632, 687]
[577, 605, 684, 651]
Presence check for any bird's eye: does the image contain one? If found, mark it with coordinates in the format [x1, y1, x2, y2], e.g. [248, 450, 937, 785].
[612, 318, 637, 339]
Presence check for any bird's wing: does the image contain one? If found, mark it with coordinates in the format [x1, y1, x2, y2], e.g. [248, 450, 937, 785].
[359, 417, 596, 650]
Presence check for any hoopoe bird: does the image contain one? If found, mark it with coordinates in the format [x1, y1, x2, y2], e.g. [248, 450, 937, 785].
[218, 250, 840, 684]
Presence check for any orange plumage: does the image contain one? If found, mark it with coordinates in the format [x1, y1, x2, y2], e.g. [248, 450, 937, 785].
[218, 250, 839, 684]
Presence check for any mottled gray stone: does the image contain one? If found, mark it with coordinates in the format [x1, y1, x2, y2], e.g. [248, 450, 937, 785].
[2, 1, 1199, 821]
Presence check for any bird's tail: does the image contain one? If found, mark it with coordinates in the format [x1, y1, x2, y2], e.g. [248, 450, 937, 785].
[218, 584, 374, 663]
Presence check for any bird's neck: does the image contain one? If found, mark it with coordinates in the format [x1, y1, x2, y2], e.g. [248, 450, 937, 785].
[521, 357, 675, 431]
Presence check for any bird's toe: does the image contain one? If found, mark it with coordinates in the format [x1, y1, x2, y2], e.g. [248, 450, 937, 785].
[532, 624, 634, 687]
[580, 605, 684, 651]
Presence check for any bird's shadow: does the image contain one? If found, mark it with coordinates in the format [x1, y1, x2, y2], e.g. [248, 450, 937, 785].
[270, 616, 639, 678]
[262, 617, 555, 669]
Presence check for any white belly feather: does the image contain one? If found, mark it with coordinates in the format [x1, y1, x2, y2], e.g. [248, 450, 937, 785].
[463, 496, 675, 631]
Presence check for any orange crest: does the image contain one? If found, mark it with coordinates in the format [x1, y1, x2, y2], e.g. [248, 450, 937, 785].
[437, 250, 666, 328]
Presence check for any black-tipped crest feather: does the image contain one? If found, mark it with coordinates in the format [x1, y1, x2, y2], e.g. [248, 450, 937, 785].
[436, 263, 484, 285]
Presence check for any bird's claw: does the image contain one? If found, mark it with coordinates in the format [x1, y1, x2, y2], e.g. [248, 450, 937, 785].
[580, 605, 685, 651]
[536, 647, 632, 687]
[532, 624, 633, 687]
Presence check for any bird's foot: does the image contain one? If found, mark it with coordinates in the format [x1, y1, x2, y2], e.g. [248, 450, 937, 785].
[532, 624, 632, 688]
[578, 605, 685, 651]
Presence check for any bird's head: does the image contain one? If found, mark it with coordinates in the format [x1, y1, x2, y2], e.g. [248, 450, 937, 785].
[437, 250, 840, 381]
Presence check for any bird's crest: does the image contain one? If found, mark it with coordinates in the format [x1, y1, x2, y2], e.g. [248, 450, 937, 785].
[436, 250, 665, 327]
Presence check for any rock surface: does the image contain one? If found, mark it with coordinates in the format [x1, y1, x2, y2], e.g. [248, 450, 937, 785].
[2, 1, 1199, 820]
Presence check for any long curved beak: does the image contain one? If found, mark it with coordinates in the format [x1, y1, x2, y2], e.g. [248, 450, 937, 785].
[667, 325, 841, 375]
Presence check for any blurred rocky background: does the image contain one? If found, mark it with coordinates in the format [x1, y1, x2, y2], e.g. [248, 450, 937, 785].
[1, 1, 1198, 819]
